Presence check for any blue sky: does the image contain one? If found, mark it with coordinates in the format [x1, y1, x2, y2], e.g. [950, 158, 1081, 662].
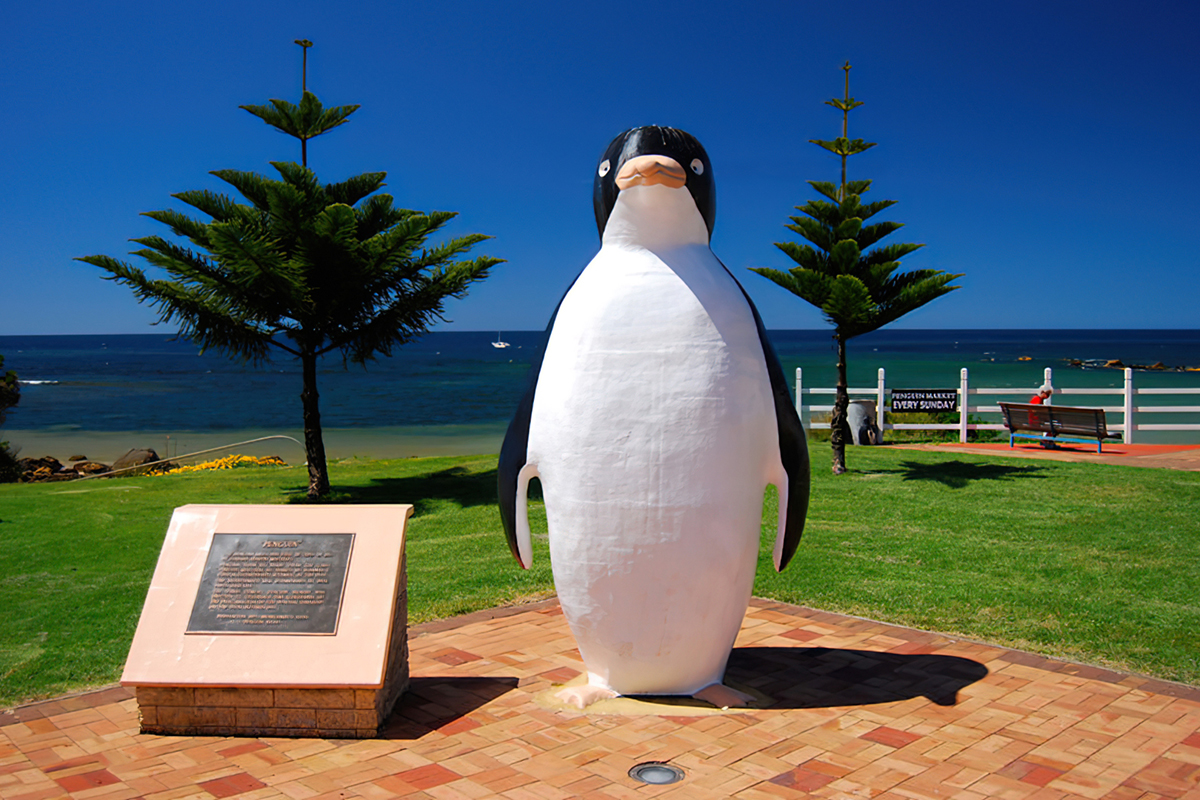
[3, 0, 1197, 335]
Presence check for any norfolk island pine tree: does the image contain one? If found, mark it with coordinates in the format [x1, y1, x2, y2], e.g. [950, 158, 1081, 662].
[0, 355, 19, 482]
[751, 63, 961, 474]
[78, 42, 501, 497]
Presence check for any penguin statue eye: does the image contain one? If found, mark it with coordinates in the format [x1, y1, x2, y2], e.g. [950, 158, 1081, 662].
[690, 158, 704, 175]
[598, 159, 611, 177]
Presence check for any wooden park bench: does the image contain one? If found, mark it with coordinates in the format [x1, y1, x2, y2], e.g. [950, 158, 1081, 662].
[997, 402, 1122, 453]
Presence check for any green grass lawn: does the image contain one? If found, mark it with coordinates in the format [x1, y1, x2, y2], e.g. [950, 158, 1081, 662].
[1, 445, 1197, 707]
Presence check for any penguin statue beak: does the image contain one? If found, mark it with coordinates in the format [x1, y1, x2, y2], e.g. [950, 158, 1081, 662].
[615, 155, 687, 191]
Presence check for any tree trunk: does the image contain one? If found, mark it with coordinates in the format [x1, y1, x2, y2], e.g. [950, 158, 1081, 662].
[829, 333, 849, 475]
[300, 349, 331, 498]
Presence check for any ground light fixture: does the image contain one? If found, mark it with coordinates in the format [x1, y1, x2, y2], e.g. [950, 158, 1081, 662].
[628, 761, 686, 784]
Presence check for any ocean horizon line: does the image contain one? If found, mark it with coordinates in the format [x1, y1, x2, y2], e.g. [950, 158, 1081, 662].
[4, 326, 1200, 339]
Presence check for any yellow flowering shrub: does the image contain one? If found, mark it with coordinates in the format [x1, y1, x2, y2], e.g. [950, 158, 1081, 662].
[161, 454, 287, 475]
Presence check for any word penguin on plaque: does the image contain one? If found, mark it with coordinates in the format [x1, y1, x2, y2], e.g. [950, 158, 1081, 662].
[122, 504, 412, 739]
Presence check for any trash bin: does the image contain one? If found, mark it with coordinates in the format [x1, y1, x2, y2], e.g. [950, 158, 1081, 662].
[848, 400, 881, 445]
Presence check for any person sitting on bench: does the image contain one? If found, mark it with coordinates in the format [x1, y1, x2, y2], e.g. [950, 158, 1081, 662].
[1029, 383, 1057, 448]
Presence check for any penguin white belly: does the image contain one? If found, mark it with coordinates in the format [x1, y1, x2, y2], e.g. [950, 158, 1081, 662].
[526, 242, 781, 695]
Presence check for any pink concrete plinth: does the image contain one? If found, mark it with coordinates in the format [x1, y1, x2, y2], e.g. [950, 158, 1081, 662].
[122, 504, 412, 738]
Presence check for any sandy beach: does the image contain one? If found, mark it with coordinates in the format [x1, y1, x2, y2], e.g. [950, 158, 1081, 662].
[3, 424, 507, 465]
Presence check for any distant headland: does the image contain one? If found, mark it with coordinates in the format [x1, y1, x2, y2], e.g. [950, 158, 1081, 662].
[1067, 358, 1200, 372]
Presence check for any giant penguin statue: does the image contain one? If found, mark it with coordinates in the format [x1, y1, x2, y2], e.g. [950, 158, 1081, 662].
[499, 126, 809, 709]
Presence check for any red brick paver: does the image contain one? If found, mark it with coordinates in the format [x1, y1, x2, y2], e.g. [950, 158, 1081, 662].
[3, 597, 1198, 798]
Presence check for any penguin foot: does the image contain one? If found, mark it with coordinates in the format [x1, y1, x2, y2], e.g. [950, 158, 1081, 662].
[693, 683, 754, 709]
[556, 684, 618, 709]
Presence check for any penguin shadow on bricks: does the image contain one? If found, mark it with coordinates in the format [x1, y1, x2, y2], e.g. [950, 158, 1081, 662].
[725, 646, 989, 708]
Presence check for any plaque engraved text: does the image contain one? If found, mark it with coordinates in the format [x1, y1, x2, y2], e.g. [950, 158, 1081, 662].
[186, 533, 354, 634]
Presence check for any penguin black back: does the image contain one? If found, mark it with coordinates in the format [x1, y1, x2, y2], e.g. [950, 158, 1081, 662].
[592, 126, 716, 240]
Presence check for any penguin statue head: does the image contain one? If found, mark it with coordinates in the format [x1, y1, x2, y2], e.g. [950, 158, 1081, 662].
[593, 126, 715, 245]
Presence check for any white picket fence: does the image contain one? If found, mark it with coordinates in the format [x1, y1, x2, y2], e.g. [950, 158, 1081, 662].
[796, 367, 1200, 444]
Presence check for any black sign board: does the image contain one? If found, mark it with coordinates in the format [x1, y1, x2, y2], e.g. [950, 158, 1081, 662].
[187, 533, 354, 635]
[891, 389, 959, 413]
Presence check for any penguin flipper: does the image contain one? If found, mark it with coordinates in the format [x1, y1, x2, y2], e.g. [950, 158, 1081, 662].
[498, 385, 537, 569]
[721, 261, 811, 570]
[764, 339, 810, 572]
[498, 274, 583, 569]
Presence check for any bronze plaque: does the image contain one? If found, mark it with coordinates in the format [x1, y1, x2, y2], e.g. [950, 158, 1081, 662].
[186, 533, 355, 635]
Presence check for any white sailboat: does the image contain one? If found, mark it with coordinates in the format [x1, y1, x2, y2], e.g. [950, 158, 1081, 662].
[491, 332, 511, 349]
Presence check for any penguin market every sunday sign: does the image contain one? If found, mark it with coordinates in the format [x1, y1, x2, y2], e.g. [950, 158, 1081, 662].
[499, 126, 811, 710]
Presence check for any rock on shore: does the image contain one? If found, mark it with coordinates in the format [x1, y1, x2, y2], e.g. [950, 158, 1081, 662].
[18, 448, 160, 482]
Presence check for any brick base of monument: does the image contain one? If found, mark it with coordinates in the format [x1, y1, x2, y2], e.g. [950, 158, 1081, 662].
[131, 555, 409, 739]
[134, 680, 407, 739]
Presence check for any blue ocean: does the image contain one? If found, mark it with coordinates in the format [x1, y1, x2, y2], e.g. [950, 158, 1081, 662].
[2, 330, 1199, 461]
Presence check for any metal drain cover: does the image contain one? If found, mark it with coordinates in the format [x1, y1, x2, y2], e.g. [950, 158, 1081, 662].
[628, 761, 685, 784]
